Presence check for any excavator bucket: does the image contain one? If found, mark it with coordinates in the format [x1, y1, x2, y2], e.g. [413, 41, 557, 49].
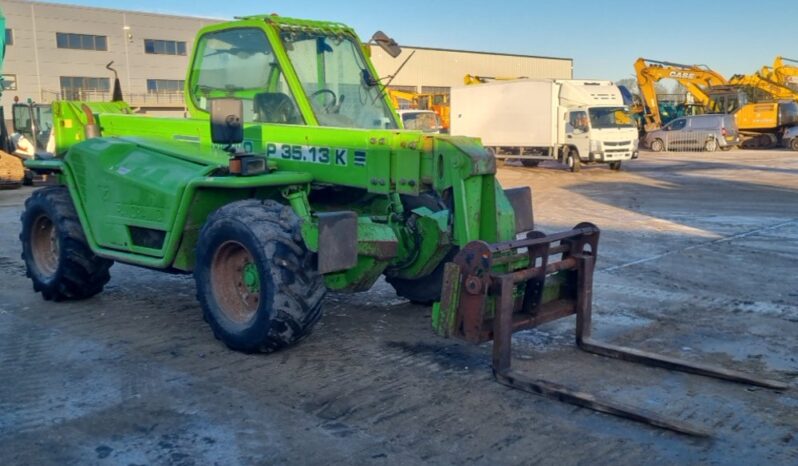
[434, 223, 788, 437]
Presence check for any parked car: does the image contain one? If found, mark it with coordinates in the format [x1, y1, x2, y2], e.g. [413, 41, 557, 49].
[644, 114, 740, 152]
[783, 126, 798, 151]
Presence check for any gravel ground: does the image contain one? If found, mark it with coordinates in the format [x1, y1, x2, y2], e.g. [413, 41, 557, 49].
[1, 149, 796, 465]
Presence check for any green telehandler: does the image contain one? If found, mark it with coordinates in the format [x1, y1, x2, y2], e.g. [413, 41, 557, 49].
[20, 14, 786, 437]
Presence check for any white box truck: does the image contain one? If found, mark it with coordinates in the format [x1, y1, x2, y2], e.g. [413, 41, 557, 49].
[450, 79, 639, 171]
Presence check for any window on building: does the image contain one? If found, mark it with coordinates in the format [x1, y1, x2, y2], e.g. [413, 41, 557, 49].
[2, 74, 17, 91]
[144, 39, 187, 56]
[60, 76, 111, 100]
[146, 79, 185, 94]
[5, 29, 13, 46]
[56, 33, 108, 51]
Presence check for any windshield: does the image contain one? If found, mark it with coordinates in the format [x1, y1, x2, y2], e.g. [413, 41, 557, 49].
[401, 111, 441, 133]
[588, 107, 636, 129]
[280, 30, 398, 130]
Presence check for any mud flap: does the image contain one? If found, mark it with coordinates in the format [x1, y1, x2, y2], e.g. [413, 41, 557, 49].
[317, 211, 358, 274]
[503, 186, 534, 233]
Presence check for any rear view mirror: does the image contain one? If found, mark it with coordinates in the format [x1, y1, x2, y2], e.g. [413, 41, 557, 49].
[209, 99, 243, 146]
[371, 31, 401, 58]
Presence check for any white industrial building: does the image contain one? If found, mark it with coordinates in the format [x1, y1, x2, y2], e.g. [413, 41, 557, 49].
[1, 0, 573, 115]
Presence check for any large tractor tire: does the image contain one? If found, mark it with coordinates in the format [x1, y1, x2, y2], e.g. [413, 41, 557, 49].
[0, 151, 25, 189]
[194, 199, 326, 353]
[20, 186, 113, 300]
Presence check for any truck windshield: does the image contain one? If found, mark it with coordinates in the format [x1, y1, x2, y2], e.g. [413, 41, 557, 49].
[280, 30, 398, 130]
[588, 107, 636, 129]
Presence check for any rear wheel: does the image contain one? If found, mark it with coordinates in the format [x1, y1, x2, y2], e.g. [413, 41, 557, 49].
[195, 199, 325, 353]
[608, 161, 622, 171]
[704, 138, 718, 152]
[790, 138, 798, 152]
[650, 139, 664, 152]
[20, 186, 113, 300]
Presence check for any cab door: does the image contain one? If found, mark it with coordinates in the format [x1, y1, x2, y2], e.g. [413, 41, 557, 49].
[566, 110, 591, 160]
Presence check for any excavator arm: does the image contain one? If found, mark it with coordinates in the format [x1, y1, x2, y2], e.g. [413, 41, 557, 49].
[771, 56, 798, 92]
[728, 72, 798, 102]
[634, 58, 727, 131]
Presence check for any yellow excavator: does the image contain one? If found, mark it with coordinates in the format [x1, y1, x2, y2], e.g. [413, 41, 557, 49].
[634, 58, 798, 147]
[387, 88, 451, 131]
[728, 72, 798, 102]
[763, 56, 798, 93]
[634, 58, 722, 132]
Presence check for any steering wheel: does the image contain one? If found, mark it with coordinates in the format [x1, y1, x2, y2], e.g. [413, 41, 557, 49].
[310, 89, 338, 113]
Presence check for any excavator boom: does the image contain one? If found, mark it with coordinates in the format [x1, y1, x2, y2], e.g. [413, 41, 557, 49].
[633, 58, 726, 131]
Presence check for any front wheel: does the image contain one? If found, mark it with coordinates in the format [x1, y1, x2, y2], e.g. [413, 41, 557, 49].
[20, 186, 113, 300]
[790, 138, 798, 152]
[386, 249, 457, 306]
[195, 199, 326, 353]
[608, 161, 622, 171]
[565, 149, 581, 173]
[650, 139, 665, 152]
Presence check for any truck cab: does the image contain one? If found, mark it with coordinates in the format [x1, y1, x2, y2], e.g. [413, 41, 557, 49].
[559, 81, 639, 170]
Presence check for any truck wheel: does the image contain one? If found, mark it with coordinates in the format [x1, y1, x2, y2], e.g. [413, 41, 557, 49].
[609, 161, 622, 171]
[566, 151, 581, 173]
[704, 138, 718, 152]
[19, 186, 113, 301]
[195, 199, 326, 353]
[790, 138, 798, 152]
[650, 139, 664, 152]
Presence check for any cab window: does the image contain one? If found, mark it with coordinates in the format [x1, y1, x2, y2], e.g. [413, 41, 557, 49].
[568, 111, 589, 133]
[669, 119, 687, 131]
[189, 28, 303, 124]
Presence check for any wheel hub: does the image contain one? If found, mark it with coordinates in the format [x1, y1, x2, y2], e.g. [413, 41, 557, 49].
[210, 241, 261, 323]
[30, 214, 59, 277]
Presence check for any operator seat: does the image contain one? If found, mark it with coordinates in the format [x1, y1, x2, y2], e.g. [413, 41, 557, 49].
[253, 92, 300, 124]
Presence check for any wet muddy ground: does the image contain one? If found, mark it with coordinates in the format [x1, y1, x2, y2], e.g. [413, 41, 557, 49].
[1, 149, 797, 465]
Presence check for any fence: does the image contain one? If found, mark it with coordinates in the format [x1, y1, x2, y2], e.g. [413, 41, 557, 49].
[39, 90, 186, 108]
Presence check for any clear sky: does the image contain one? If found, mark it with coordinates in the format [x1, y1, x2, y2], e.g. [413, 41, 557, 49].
[39, 0, 798, 81]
